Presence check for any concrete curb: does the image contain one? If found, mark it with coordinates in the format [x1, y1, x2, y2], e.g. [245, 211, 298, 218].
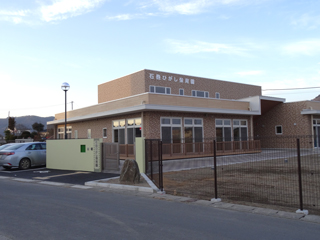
[85, 181, 154, 193]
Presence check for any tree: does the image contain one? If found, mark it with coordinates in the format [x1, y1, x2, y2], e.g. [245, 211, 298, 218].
[8, 117, 16, 131]
[32, 122, 44, 132]
[4, 130, 15, 141]
[21, 131, 31, 139]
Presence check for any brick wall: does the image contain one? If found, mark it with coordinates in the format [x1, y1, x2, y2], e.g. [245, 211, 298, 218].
[97, 69, 262, 104]
[254, 101, 312, 137]
[144, 69, 261, 100]
[143, 111, 252, 139]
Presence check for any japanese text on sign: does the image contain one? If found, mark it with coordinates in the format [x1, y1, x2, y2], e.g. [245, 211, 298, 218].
[149, 73, 195, 84]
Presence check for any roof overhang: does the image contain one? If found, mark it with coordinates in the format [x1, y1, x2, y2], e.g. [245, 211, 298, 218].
[47, 104, 259, 125]
[301, 109, 320, 115]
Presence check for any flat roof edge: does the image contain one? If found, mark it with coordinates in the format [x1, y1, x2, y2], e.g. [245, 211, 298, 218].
[48, 104, 259, 125]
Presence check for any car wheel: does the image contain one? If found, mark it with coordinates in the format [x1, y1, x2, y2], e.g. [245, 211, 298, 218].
[3, 166, 11, 170]
[19, 158, 31, 170]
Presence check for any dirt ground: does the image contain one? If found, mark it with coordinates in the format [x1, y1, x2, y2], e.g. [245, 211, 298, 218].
[163, 153, 320, 215]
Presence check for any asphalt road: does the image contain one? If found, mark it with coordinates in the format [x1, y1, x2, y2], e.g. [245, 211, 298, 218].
[0, 179, 319, 240]
[0, 167, 118, 185]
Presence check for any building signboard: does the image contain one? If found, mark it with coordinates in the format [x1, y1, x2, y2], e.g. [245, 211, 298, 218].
[149, 73, 195, 84]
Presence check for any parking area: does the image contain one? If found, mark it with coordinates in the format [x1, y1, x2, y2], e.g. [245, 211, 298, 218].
[0, 167, 119, 185]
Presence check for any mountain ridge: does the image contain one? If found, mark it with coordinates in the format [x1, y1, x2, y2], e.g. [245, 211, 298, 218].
[0, 115, 54, 135]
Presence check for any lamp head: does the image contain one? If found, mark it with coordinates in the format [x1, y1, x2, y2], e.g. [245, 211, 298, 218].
[61, 82, 70, 91]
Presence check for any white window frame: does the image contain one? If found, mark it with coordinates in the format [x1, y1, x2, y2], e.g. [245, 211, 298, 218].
[179, 88, 184, 96]
[275, 125, 283, 135]
[112, 119, 126, 143]
[215, 119, 232, 142]
[127, 118, 142, 144]
[149, 85, 171, 95]
[233, 120, 248, 141]
[192, 90, 209, 98]
[74, 130, 78, 139]
[57, 127, 64, 139]
[160, 117, 182, 143]
[215, 92, 220, 99]
[103, 128, 107, 138]
[87, 129, 91, 139]
[184, 118, 204, 148]
[66, 126, 72, 139]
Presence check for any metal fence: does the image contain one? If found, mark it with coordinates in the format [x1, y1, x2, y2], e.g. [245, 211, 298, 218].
[145, 139, 163, 191]
[161, 137, 261, 160]
[159, 136, 320, 215]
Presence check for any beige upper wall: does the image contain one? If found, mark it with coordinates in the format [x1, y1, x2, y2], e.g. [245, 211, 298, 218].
[98, 70, 146, 103]
[144, 69, 262, 100]
[97, 69, 262, 104]
[306, 101, 320, 111]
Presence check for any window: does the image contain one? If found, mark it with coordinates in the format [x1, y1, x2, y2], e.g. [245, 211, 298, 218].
[26, 144, 41, 150]
[74, 130, 78, 139]
[184, 118, 203, 153]
[57, 127, 64, 139]
[215, 92, 220, 99]
[67, 126, 72, 139]
[233, 120, 248, 141]
[87, 129, 91, 139]
[127, 118, 142, 144]
[113, 119, 125, 144]
[313, 119, 320, 147]
[161, 118, 182, 148]
[103, 128, 107, 138]
[275, 125, 282, 135]
[192, 90, 209, 98]
[179, 89, 184, 95]
[216, 119, 232, 142]
[149, 85, 171, 95]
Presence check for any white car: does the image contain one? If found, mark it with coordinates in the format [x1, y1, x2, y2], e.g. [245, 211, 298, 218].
[0, 142, 46, 170]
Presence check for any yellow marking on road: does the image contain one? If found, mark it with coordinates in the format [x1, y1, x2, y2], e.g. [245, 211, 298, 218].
[33, 171, 90, 180]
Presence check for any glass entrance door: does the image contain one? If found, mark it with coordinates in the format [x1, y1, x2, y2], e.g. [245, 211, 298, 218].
[314, 126, 320, 147]
[313, 119, 320, 148]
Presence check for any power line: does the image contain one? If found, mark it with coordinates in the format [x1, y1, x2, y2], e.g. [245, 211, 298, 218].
[0, 102, 73, 111]
[263, 87, 320, 91]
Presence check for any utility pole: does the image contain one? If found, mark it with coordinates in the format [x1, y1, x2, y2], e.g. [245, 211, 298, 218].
[71, 101, 73, 110]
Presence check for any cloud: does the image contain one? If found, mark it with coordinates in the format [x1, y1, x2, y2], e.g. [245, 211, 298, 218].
[0, 9, 31, 24]
[165, 39, 249, 56]
[291, 13, 320, 30]
[104, 0, 268, 21]
[105, 12, 157, 21]
[144, 0, 265, 15]
[150, 0, 214, 15]
[40, 0, 106, 22]
[237, 70, 263, 76]
[282, 39, 320, 56]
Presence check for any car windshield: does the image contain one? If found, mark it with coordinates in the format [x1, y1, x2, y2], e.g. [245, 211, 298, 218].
[2, 143, 25, 150]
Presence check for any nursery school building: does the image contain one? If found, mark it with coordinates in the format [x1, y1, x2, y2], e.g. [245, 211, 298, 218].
[47, 69, 320, 159]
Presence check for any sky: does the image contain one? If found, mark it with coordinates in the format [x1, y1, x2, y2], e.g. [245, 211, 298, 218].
[1, 0, 320, 119]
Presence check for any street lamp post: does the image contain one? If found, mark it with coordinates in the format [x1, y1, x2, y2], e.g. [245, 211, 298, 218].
[61, 82, 70, 139]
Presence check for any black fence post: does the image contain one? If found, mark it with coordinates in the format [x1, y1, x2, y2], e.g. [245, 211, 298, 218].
[150, 140, 153, 180]
[296, 138, 304, 211]
[144, 139, 147, 174]
[213, 140, 218, 199]
[159, 140, 163, 191]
